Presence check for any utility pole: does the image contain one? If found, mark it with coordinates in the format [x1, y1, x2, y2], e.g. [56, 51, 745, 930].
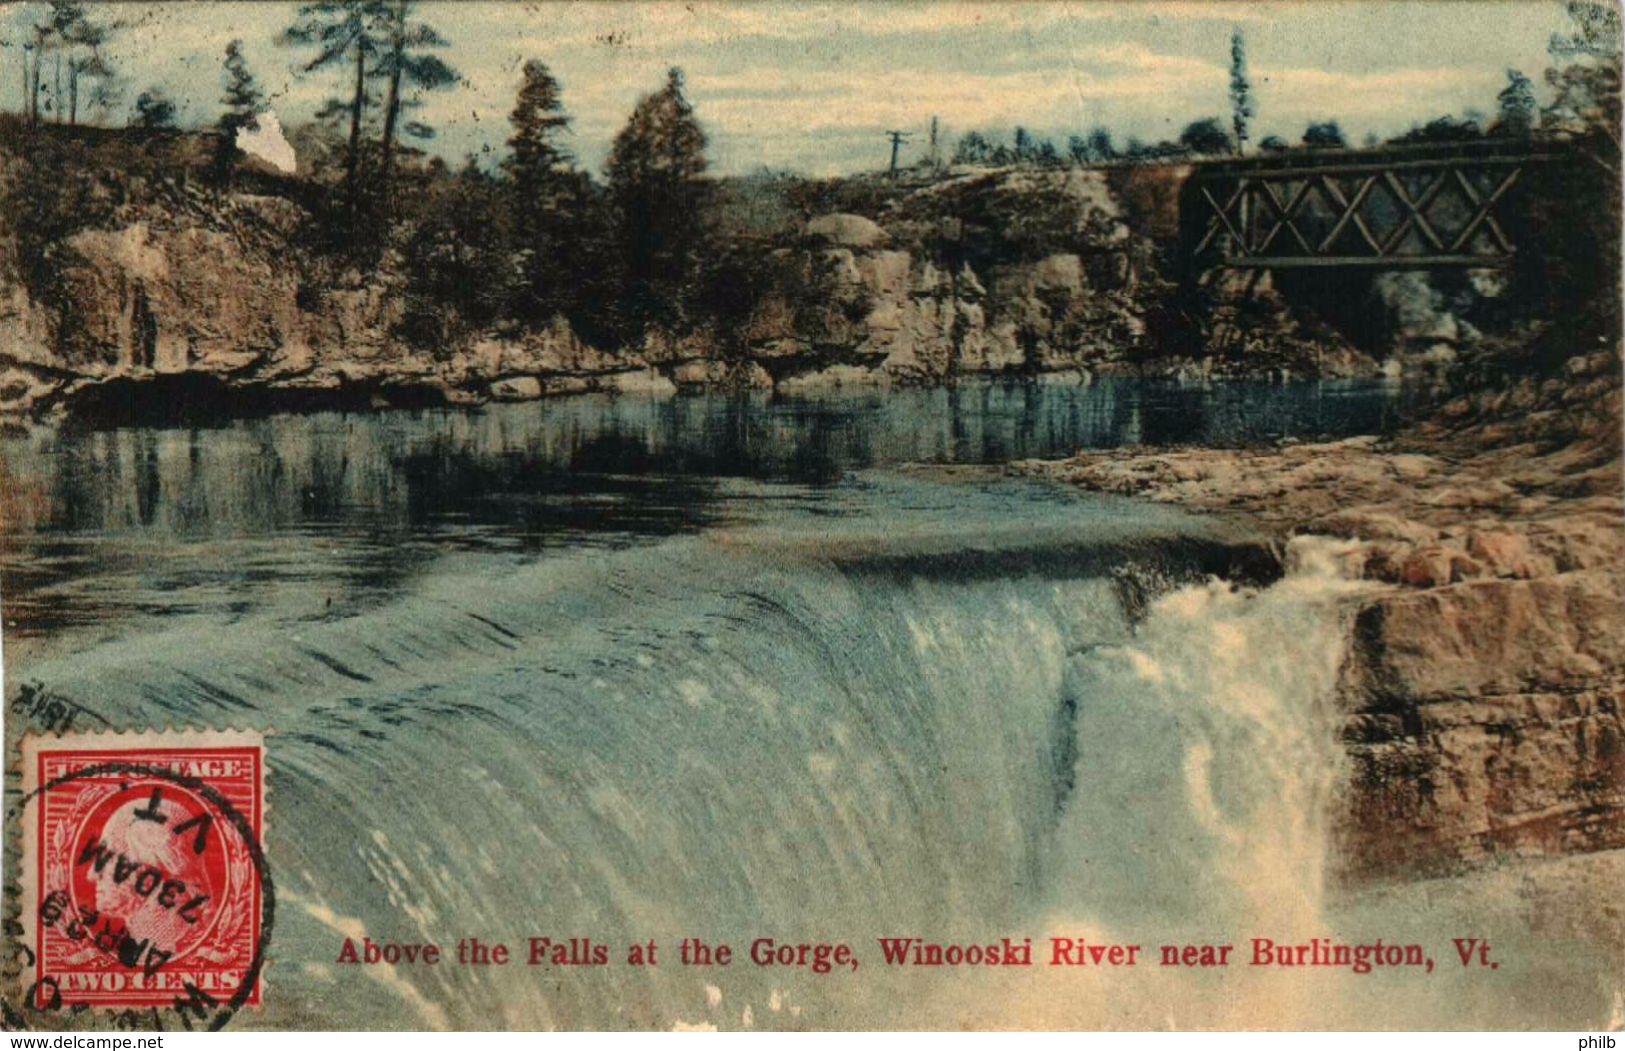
[929, 115, 939, 167]
[885, 129, 912, 176]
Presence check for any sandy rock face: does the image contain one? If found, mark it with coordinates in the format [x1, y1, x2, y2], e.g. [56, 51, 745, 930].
[805, 213, 889, 249]
[488, 376, 543, 401]
[764, 171, 1163, 390]
[1352, 571, 1622, 703]
[57, 222, 305, 375]
[1015, 359, 1625, 879]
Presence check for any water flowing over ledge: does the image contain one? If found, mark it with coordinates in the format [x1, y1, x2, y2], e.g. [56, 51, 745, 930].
[9, 500, 1616, 1028]
[4, 380, 1618, 1029]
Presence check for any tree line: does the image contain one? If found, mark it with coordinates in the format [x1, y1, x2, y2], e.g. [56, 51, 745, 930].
[11, 2, 119, 127]
[5, 0, 1619, 361]
[947, 18, 1613, 169]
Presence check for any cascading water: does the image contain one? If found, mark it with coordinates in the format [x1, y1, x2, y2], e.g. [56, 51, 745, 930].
[1052, 538, 1365, 937]
[6, 392, 1615, 1030]
[6, 476, 1377, 1029]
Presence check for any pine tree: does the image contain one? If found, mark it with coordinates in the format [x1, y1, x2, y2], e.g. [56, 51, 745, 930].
[504, 59, 582, 322]
[46, 3, 84, 124]
[1302, 120, 1346, 148]
[280, 1, 387, 212]
[1013, 126, 1033, 164]
[1087, 127, 1116, 162]
[372, 0, 458, 209]
[214, 40, 265, 178]
[953, 131, 992, 165]
[1496, 69, 1537, 137]
[30, 22, 49, 126]
[220, 40, 264, 135]
[507, 59, 571, 190]
[51, 2, 114, 129]
[1229, 27, 1255, 153]
[1181, 117, 1233, 156]
[134, 87, 176, 130]
[605, 67, 709, 333]
[25, 4, 71, 126]
[66, 47, 109, 128]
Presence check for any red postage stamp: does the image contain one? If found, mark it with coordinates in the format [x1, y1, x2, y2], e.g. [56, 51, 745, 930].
[19, 731, 268, 1017]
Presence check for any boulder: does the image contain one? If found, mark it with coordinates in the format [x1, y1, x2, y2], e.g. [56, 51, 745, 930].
[488, 376, 543, 401]
[1466, 529, 1557, 579]
[602, 368, 677, 397]
[776, 364, 888, 395]
[805, 213, 888, 250]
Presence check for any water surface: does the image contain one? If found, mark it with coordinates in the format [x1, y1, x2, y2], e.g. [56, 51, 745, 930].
[1, 378, 1411, 654]
[14, 379, 1609, 1031]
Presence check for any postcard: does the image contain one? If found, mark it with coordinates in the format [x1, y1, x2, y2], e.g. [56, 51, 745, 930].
[0, 0, 1620, 1033]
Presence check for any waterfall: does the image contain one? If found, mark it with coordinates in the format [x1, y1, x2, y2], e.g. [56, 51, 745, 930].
[13, 512, 1386, 1028]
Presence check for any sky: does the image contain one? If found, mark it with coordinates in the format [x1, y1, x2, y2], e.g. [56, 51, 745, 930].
[0, 1, 1587, 176]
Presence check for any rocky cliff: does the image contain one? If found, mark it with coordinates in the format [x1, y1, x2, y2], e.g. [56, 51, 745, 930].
[0, 165, 1392, 420]
[1017, 349, 1624, 881]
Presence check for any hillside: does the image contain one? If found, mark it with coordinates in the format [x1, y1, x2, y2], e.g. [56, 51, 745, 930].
[0, 126, 1498, 422]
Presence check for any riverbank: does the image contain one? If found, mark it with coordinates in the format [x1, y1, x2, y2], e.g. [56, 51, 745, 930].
[1, 160, 1425, 424]
[1015, 348, 1625, 881]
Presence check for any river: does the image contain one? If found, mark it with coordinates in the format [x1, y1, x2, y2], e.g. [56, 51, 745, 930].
[3, 378, 1615, 1029]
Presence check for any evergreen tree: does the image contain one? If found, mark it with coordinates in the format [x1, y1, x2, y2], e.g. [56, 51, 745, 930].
[219, 40, 264, 135]
[30, 21, 51, 126]
[372, 0, 458, 208]
[1302, 120, 1346, 148]
[52, 3, 114, 128]
[1013, 126, 1034, 163]
[1088, 128, 1116, 162]
[1229, 27, 1256, 153]
[504, 59, 582, 322]
[953, 130, 993, 165]
[25, 3, 80, 125]
[1496, 69, 1537, 136]
[46, 2, 82, 124]
[506, 59, 571, 197]
[220, 41, 263, 128]
[214, 40, 265, 177]
[133, 87, 176, 130]
[604, 67, 709, 334]
[399, 155, 512, 347]
[1180, 117, 1233, 155]
[66, 48, 110, 128]
[280, 1, 387, 211]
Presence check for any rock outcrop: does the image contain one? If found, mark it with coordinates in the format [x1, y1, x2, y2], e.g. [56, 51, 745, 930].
[0, 166, 1389, 420]
[1017, 349, 1625, 881]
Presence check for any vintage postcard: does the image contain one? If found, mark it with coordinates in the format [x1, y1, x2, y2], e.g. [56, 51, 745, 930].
[0, 0, 1620, 1034]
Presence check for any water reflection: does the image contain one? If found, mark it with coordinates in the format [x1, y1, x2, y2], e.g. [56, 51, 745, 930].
[1, 378, 1414, 647]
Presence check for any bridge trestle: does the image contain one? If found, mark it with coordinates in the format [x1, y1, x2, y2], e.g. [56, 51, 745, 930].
[1186, 146, 1553, 270]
